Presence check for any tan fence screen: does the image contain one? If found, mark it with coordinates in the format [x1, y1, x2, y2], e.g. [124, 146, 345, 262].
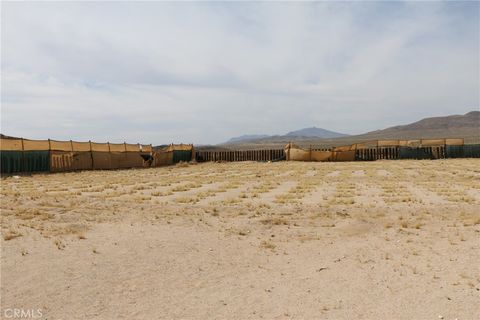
[333, 145, 354, 152]
[355, 142, 373, 149]
[285, 137, 468, 163]
[110, 153, 129, 169]
[445, 138, 464, 146]
[110, 152, 145, 169]
[288, 148, 311, 161]
[0, 138, 23, 150]
[311, 151, 332, 161]
[50, 152, 73, 172]
[141, 144, 152, 152]
[285, 143, 333, 162]
[71, 141, 91, 152]
[50, 140, 73, 151]
[378, 140, 400, 147]
[329, 138, 465, 151]
[332, 150, 356, 161]
[72, 152, 94, 171]
[407, 140, 421, 147]
[421, 139, 446, 146]
[91, 142, 110, 152]
[165, 144, 193, 152]
[1, 138, 150, 152]
[109, 143, 126, 152]
[50, 151, 93, 172]
[92, 152, 112, 170]
[285, 143, 306, 161]
[52, 151, 146, 171]
[419, 138, 464, 146]
[125, 143, 140, 152]
[23, 139, 50, 151]
[153, 151, 173, 166]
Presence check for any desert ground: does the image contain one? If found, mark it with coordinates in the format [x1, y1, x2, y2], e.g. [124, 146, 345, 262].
[1, 159, 479, 319]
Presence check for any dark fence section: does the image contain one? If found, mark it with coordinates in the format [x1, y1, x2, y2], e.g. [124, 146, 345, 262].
[173, 150, 193, 163]
[355, 145, 480, 161]
[446, 144, 480, 158]
[1, 151, 50, 174]
[196, 149, 285, 162]
[356, 147, 400, 161]
[197, 145, 479, 163]
[399, 147, 436, 160]
[356, 146, 445, 161]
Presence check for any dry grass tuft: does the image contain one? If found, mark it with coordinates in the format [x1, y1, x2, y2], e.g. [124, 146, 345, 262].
[3, 230, 23, 241]
[260, 240, 276, 250]
[260, 217, 289, 226]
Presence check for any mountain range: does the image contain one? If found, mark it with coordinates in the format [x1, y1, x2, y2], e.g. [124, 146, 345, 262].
[214, 111, 479, 150]
[225, 127, 348, 144]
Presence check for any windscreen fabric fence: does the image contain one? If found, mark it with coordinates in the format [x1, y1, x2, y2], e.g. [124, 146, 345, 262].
[1, 138, 152, 153]
[1, 151, 50, 174]
[399, 147, 436, 160]
[173, 150, 192, 163]
[50, 151, 149, 172]
[50, 151, 93, 172]
[153, 151, 174, 166]
[1, 138, 153, 174]
[445, 144, 480, 158]
[356, 147, 400, 161]
[153, 144, 194, 166]
[195, 149, 285, 162]
[285, 138, 471, 162]
[285, 143, 355, 162]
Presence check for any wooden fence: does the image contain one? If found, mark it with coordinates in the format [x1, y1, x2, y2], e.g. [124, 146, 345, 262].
[196, 146, 458, 163]
[355, 147, 400, 161]
[195, 146, 460, 162]
[356, 146, 446, 160]
[196, 149, 285, 162]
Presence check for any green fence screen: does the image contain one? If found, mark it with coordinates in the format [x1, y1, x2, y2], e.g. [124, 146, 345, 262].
[446, 145, 480, 158]
[172, 150, 192, 163]
[398, 147, 433, 160]
[1, 151, 50, 174]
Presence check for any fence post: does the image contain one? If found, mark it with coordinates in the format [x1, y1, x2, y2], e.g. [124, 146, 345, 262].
[20, 138, 25, 173]
[444, 139, 447, 159]
[89, 140, 94, 169]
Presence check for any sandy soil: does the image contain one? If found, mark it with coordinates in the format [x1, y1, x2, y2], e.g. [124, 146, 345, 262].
[1, 159, 480, 319]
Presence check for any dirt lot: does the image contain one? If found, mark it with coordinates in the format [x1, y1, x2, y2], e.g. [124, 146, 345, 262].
[1, 160, 479, 319]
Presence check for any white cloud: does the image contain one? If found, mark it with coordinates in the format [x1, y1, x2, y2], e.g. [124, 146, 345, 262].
[1, 1, 478, 144]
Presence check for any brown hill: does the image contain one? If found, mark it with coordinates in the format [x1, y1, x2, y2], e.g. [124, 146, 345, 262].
[360, 111, 479, 138]
[219, 111, 480, 150]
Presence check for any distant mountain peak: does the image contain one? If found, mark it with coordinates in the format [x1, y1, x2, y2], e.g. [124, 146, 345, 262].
[225, 134, 270, 144]
[286, 127, 348, 138]
[223, 127, 348, 144]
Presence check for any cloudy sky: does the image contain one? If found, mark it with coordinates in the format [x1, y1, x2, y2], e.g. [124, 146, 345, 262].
[1, 1, 478, 144]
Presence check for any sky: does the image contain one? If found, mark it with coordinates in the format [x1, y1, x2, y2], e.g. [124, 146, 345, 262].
[1, 1, 479, 145]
